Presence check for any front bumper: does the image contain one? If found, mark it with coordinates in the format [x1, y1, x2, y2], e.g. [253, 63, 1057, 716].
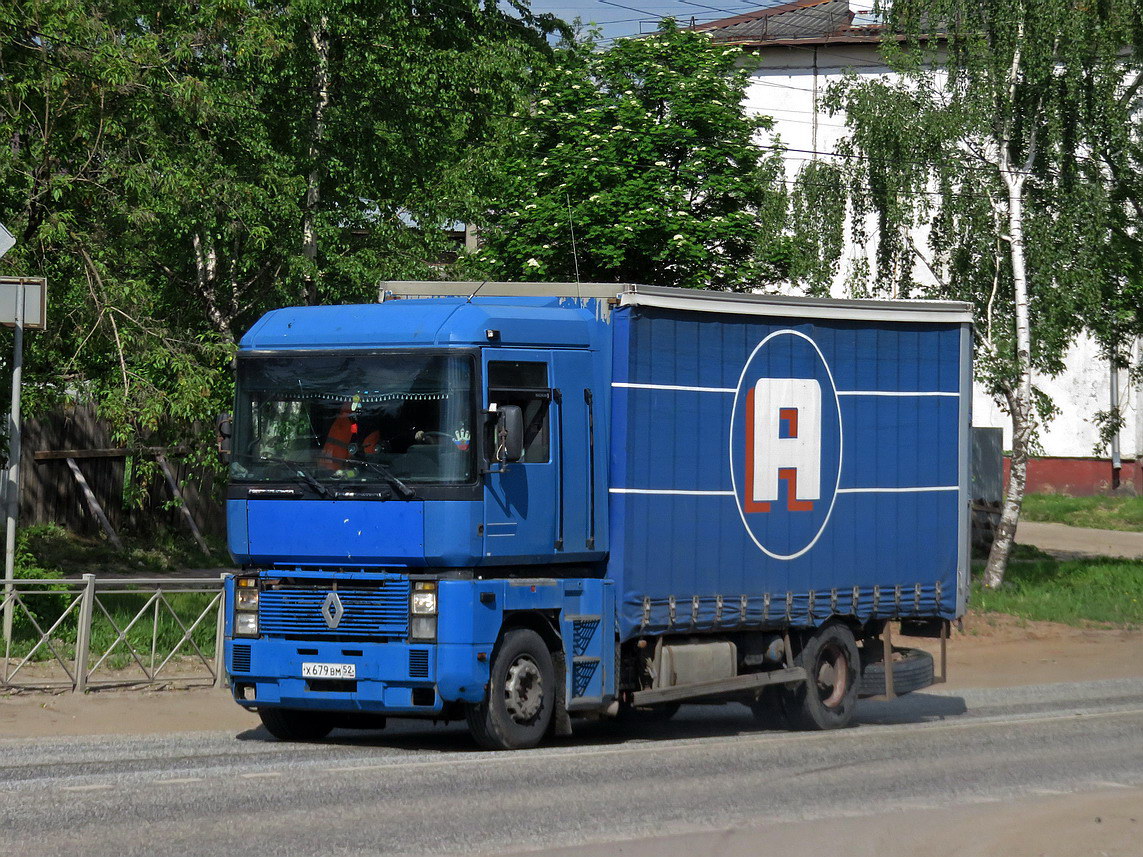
[226, 637, 489, 715]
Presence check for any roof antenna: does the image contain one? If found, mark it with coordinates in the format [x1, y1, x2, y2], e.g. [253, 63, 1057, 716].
[466, 280, 488, 303]
[566, 193, 581, 284]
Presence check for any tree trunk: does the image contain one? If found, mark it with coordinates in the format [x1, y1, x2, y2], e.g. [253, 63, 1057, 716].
[983, 387, 1033, 587]
[193, 232, 234, 337]
[982, 173, 1034, 589]
[301, 15, 330, 307]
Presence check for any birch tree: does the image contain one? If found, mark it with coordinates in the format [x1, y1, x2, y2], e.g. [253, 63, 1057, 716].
[818, 0, 1141, 585]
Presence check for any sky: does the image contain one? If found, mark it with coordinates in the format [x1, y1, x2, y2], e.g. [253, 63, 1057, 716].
[527, 0, 776, 43]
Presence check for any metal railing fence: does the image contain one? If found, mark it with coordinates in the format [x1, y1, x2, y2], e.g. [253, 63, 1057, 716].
[1, 574, 229, 692]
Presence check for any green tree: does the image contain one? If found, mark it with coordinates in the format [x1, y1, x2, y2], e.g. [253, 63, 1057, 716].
[474, 20, 787, 290]
[1087, 71, 1143, 452]
[0, 0, 559, 450]
[815, 0, 1142, 585]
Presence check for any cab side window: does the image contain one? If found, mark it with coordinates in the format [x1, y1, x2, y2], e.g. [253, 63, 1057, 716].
[487, 361, 550, 463]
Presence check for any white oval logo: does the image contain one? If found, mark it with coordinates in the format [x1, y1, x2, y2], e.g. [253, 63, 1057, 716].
[728, 329, 843, 560]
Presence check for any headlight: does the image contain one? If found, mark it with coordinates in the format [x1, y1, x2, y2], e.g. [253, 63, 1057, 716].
[410, 615, 437, 641]
[236, 588, 259, 610]
[411, 591, 437, 615]
[234, 612, 259, 637]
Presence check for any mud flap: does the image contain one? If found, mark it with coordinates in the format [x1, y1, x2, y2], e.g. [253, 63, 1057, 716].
[550, 650, 574, 736]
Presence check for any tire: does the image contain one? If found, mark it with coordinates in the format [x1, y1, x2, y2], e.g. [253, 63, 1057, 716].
[258, 707, 335, 742]
[858, 646, 935, 697]
[466, 628, 556, 750]
[783, 623, 860, 731]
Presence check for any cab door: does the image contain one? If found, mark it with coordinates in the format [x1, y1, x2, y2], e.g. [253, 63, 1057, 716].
[482, 352, 558, 563]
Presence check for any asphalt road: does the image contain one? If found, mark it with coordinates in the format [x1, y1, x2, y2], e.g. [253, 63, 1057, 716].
[2, 678, 1142, 857]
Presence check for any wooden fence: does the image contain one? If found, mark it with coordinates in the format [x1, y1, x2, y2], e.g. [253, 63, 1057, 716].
[13, 405, 224, 540]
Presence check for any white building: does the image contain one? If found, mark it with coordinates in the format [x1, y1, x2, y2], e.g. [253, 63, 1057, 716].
[693, 0, 1140, 473]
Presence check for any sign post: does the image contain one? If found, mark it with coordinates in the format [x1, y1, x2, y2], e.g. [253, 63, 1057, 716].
[0, 223, 47, 646]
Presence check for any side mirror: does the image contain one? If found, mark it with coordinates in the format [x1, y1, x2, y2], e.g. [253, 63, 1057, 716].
[495, 405, 524, 463]
[216, 412, 233, 463]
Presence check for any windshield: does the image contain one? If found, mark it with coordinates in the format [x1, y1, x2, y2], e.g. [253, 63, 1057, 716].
[231, 352, 475, 485]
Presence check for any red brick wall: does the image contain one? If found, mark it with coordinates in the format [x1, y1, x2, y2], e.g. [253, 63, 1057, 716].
[1001, 457, 1142, 496]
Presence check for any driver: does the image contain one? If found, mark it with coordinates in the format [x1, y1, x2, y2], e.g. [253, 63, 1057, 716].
[319, 397, 380, 470]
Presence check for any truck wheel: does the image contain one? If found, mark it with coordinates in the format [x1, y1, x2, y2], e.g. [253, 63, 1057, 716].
[466, 628, 555, 750]
[258, 707, 335, 741]
[785, 623, 860, 731]
[858, 647, 935, 697]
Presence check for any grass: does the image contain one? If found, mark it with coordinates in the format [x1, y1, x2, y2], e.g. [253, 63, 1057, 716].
[5, 589, 220, 673]
[972, 547, 1143, 628]
[5, 523, 227, 670]
[19, 522, 230, 577]
[1020, 493, 1143, 532]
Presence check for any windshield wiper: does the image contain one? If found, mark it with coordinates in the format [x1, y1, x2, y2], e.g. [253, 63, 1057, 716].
[236, 453, 333, 499]
[341, 457, 417, 500]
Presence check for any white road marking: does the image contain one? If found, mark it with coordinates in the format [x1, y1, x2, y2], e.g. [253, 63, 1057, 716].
[240, 772, 281, 779]
[155, 777, 203, 785]
[60, 784, 112, 792]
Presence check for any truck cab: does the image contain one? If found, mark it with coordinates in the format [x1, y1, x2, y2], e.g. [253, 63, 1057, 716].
[224, 290, 616, 748]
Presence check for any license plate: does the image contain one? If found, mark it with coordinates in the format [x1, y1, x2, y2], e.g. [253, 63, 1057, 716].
[302, 662, 356, 679]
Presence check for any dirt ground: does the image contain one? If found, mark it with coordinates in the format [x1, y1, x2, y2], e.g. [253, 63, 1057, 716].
[1016, 520, 1143, 560]
[2, 610, 1142, 740]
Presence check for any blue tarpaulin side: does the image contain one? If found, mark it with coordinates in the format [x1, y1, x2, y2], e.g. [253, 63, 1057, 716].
[607, 306, 968, 642]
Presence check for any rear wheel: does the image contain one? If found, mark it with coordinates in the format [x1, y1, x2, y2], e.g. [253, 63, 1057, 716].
[784, 623, 860, 731]
[258, 707, 335, 742]
[467, 628, 555, 750]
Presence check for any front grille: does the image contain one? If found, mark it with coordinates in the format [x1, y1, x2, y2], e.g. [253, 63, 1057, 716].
[232, 644, 252, 673]
[259, 580, 410, 640]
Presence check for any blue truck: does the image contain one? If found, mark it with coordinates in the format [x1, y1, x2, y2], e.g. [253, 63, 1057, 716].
[223, 282, 972, 749]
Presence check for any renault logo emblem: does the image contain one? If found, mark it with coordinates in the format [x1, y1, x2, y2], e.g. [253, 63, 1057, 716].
[321, 592, 344, 629]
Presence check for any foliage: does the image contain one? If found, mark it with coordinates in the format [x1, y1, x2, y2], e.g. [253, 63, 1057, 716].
[785, 161, 847, 294]
[820, 8, 1136, 394]
[6, 523, 224, 665]
[18, 522, 227, 574]
[471, 20, 788, 290]
[812, 0, 1143, 585]
[0, 0, 560, 452]
[1020, 493, 1143, 533]
[10, 524, 72, 644]
[972, 555, 1143, 627]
